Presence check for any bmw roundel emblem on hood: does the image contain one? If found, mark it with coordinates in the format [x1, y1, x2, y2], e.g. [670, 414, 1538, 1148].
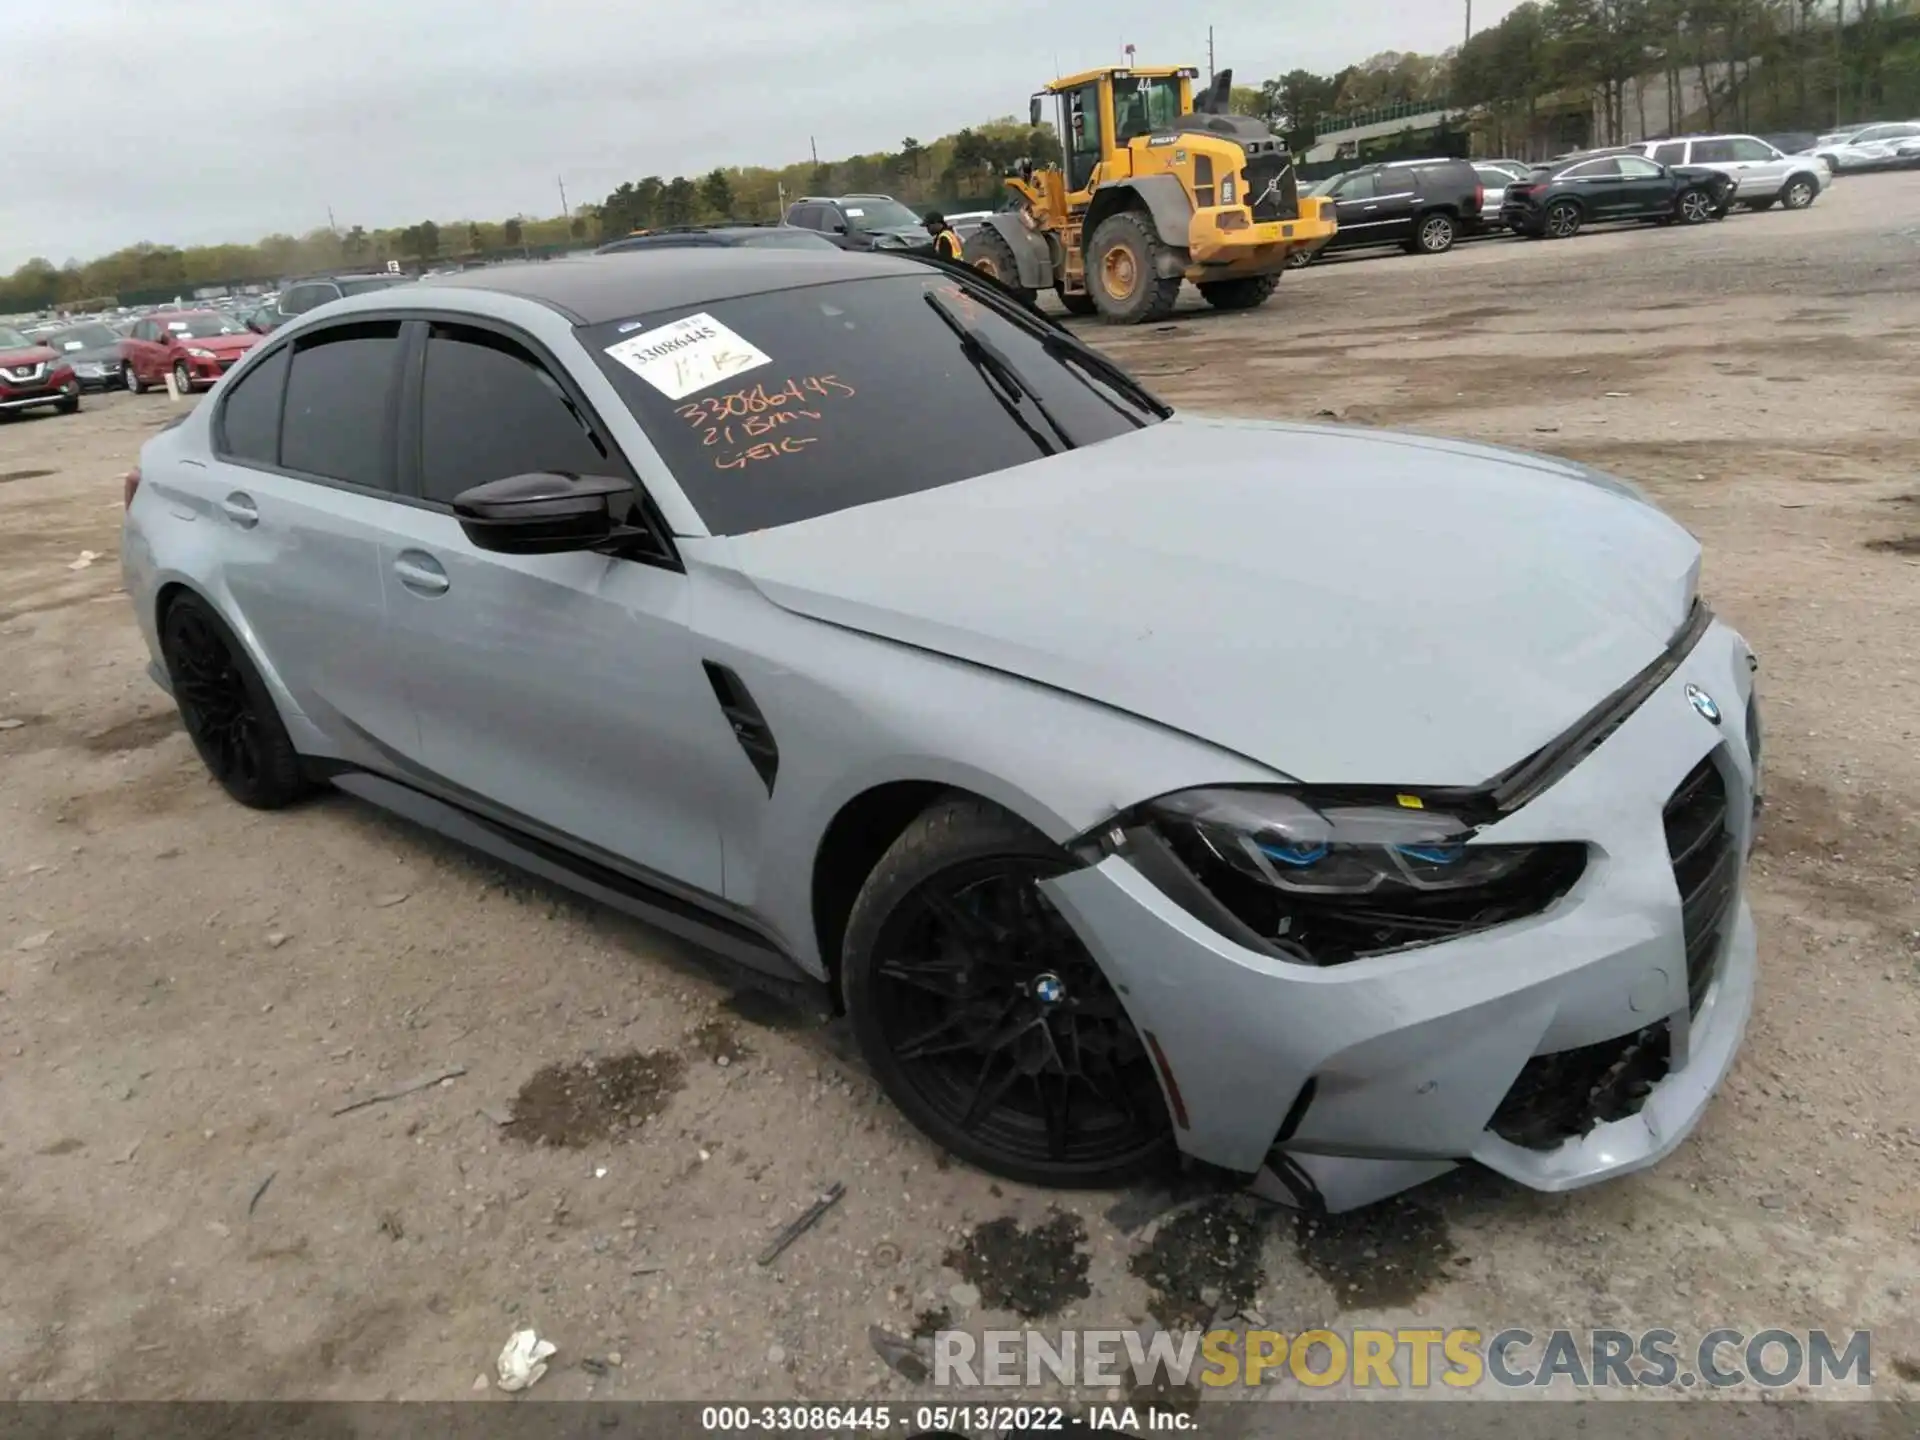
[1685, 684, 1722, 725]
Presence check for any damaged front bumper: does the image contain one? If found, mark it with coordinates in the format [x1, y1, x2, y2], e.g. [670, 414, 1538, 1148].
[1040, 618, 1759, 1213]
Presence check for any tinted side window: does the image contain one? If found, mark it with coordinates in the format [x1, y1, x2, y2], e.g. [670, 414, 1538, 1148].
[1729, 138, 1776, 161]
[1690, 139, 1738, 164]
[1332, 173, 1376, 200]
[789, 205, 820, 229]
[216, 345, 289, 466]
[1617, 155, 1664, 177]
[419, 324, 611, 504]
[279, 321, 402, 489]
[1565, 158, 1621, 178]
[1651, 142, 1687, 165]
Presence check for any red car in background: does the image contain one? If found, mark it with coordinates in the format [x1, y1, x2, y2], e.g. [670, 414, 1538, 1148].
[121, 310, 260, 394]
[0, 324, 80, 417]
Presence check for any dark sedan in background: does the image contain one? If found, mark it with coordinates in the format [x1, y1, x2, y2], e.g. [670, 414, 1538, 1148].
[1502, 151, 1738, 238]
[40, 321, 127, 392]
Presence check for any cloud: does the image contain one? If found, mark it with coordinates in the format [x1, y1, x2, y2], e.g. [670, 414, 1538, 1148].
[1, 0, 1517, 270]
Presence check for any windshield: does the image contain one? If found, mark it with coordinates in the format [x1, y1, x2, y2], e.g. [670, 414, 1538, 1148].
[339, 276, 404, 296]
[0, 326, 33, 349]
[839, 199, 923, 231]
[49, 324, 120, 350]
[1113, 76, 1185, 142]
[165, 313, 250, 339]
[581, 272, 1164, 535]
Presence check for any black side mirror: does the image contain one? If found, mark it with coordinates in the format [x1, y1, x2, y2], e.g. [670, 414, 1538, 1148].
[452, 472, 634, 555]
[1030, 96, 1043, 127]
[830, 221, 849, 234]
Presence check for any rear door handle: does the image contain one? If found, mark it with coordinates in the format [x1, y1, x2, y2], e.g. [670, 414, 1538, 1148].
[219, 492, 258, 528]
[393, 550, 450, 596]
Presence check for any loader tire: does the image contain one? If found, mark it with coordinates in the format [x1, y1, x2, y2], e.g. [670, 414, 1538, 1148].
[1055, 286, 1097, 316]
[960, 227, 1036, 308]
[1086, 212, 1182, 324]
[1198, 274, 1280, 311]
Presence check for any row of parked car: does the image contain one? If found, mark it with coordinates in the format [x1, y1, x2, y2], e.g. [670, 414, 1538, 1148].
[1287, 129, 1841, 266]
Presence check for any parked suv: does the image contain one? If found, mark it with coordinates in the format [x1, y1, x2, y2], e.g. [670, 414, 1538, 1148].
[1631, 134, 1827, 210]
[1291, 158, 1482, 266]
[782, 195, 935, 253]
[260, 273, 411, 330]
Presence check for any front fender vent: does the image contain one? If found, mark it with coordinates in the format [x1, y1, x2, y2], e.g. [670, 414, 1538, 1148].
[703, 661, 779, 794]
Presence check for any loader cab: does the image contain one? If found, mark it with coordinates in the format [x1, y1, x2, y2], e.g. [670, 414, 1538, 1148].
[1033, 66, 1198, 202]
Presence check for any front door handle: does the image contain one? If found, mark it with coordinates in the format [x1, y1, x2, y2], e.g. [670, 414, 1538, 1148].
[393, 550, 450, 596]
[219, 492, 258, 528]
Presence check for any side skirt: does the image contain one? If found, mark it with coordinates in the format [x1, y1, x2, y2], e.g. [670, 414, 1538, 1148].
[328, 770, 818, 990]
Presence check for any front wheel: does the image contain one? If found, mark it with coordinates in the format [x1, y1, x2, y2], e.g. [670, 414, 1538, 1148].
[958, 227, 1036, 309]
[1780, 175, 1817, 210]
[55, 394, 79, 415]
[1086, 211, 1183, 324]
[1544, 200, 1583, 239]
[160, 593, 311, 810]
[1677, 187, 1715, 225]
[1197, 274, 1279, 311]
[172, 360, 196, 394]
[842, 796, 1175, 1188]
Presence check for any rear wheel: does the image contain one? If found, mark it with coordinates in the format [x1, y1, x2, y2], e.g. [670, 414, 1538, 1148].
[842, 796, 1175, 1187]
[959, 227, 1036, 308]
[1054, 287, 1097, 316]
[1086, 211, 1183, 324]
[1544, 200, 1583, 239]
[1410, 211, 1457, 254]
[160, 593, 310, 810]
[1677, 187, 1714, 224]
[1780, 174, 1818, 210]
[1197, 274, 1280, 311]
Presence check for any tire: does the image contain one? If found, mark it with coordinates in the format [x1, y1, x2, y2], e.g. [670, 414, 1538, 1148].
[1413, 211, 1457, 254]
[842, 795, 1175, 1188]
[1781, 174, 1818, 210]
[1054, 287, 1097, 316]
[1085, 211, 1183, 324]
[1197, 274, 1280, 311]
[124, 362, 147, 395]
[1677, 187, 1714, 225]
[958, 227, 1036, 308]
[1544, 199, 1583, 239]
[56, 394, 79, 415]
[172, 360, 195, 394]
[1745, 197, 1776, 211]
[159, 593, 310, 810]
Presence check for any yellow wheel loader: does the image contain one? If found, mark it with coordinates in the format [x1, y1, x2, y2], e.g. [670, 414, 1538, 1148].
[960, 66, 1337, 324]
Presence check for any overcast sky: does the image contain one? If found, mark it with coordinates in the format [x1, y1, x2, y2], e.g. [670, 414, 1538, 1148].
[2, 0, 1518, 271]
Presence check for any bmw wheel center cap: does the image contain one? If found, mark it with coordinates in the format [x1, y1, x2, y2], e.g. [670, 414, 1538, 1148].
[1686, 683, 1722, 724]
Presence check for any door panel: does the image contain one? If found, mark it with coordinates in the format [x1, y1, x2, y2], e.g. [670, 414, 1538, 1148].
[377, 509, 726, 895]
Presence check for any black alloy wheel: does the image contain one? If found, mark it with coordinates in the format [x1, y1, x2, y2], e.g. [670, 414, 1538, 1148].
[1677, 187, 1715, 224]
[1545, 199, 1583, 239]
[844, 798, 1174, 1187]
[160, 595, 308, 809]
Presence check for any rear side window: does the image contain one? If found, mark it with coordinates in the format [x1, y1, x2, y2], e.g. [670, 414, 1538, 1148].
[418, 324, 611, 504]
[1690, 138, 1738, 164]
[279, 321, 402, 489]
[581, 273, 1159, 535]
[1651, 142, 1687, 165]
[216, 345, 289, 466]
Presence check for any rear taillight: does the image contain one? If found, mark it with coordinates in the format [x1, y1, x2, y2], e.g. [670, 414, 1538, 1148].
[1476, 184, 1485, 210]
[123, 466, 141, 509]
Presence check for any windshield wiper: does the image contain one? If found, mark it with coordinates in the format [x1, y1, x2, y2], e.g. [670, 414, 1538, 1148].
[922, 289, 1080, 455]
[1035, 331, 1171, 424]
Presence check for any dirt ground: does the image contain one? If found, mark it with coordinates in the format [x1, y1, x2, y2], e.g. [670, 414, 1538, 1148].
[2, 174, 1917, 1409]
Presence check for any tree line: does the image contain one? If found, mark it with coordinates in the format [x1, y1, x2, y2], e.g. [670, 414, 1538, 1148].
[5, 2, 1914, 315]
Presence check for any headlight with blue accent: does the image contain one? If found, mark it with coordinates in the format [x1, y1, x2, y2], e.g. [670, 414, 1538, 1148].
[1101, 786, 1588, 966]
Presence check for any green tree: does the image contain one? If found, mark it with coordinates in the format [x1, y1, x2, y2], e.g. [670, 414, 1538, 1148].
[898, 136, 925, 177]
[467, 222, 483, 254]
[700, 168, 734, 220]
[503, 216, 524, 248]
[662, 176, 698, 224]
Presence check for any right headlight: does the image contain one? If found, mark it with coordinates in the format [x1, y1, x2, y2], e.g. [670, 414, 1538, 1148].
[1093, 786, 1587, 967]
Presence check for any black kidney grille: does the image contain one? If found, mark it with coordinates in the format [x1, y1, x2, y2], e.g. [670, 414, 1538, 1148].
[1663, 755, 1737, 1014]
[1243, 152, 1299, 221]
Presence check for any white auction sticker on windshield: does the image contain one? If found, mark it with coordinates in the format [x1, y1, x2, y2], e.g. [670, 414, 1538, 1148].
[603, 312, 771, 400]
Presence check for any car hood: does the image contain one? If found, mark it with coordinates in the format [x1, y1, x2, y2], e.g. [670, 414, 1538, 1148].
[177, 333, 258, 353]
[721, 416, 1701, 786]
[54, 344, 121, 364]
[0, 345, 60, 369]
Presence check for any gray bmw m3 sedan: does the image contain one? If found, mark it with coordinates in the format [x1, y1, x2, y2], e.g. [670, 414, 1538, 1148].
[121, 248, 1761, 1211]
